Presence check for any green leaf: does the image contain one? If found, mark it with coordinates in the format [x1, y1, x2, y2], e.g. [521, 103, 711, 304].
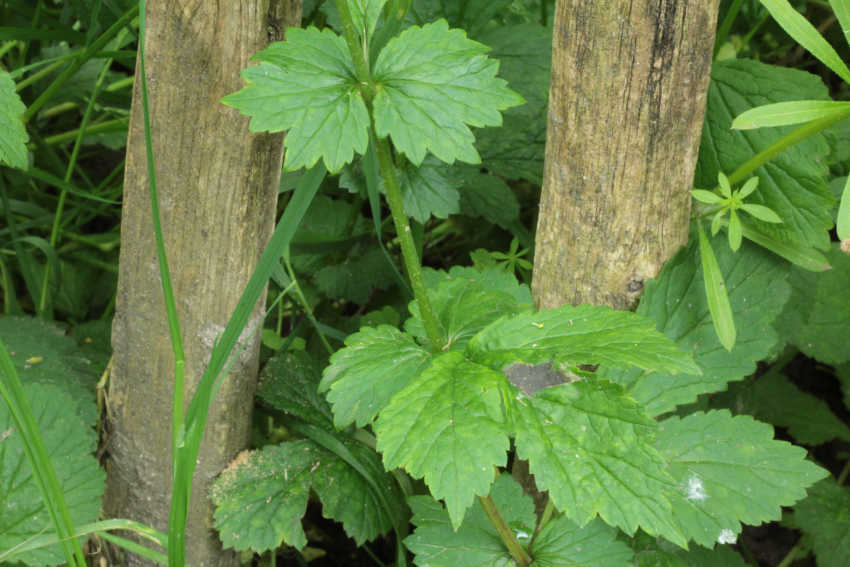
[453, 165, 520, 227]
[422, 266, 533, 306]
[727, 210, 742, 252]
[531, 516, 634, 567]
[748, 369, 850, 445]
[290, 195, 364, 273]
[0, 316, 99, 427]
[833, 0, 850, 50]
[477, 111, 546, 185]
[222, 28, 369, 173]
[734, 217, 829, 272]
[795, 480, 850, 567]
[697, 59, 835, 250]
[258, 351, 336, 432]
[760, 0, 850, 84]
[404, 474, 536, 567]
[324, 0, 389, 44]
[320, 325, 432, 428]
[211, 438, 401, 552]
[372, 20, 524, 166]
[390, 156, 460, 223]
[467, 304, 701, 376]
[739, 204, 782, 223]
[511, 376, 685, 547]
[406, 276, 522, 352]
[0, 384, 105, 567]
[838, 173, 850, 241]
[698, 221, 736, 350]
[374, 351, 512, 529]
[626, 531, 748, 567]
[737, 177, 759, 200]
[443, 0, 514, 37]
[315, 243, 395, 304]
[0, 69, 28, 169]
[599, 231, 791, 416]
[731, 100, 850, 130]
[691, 190, 724, 204]
[838, 364, 850, 412]
[718, 173, 732, 198]
[654, 410, 829, 548]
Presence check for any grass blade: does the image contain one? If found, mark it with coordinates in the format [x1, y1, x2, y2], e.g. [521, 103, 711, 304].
[732, 100, 850, 130]
[838, 173, 850, 241]
[697, 221, 737, 351]
[728, 217, 831, 271]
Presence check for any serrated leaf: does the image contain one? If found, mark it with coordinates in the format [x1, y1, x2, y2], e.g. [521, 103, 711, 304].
[477, 112, 546, 185]
[453, 165, 520, 227]
[731, 100, 850, 130]
[315, 243, 395, 304]
[0, 69, 28, 169]
[223, 28, 369, 173]
[795, 480, 850, 567]
[290, 195, 365, 274]
[372, 20, 524, 166]
[389, 156, 460, 223]
[626, 531, 747, 567]
[467, 304, 701, 376]
[511, 377, 685, 547]
[443, 0, 514, 37]
[211, 438, 400, 552]
[749, 369, 850, 445]
[0, 384, 105, 567]
[696, 59, 835, 250]
[422, 266, 533, 306]
[258, 351, 335, 432]
[0, 317, 99, 428]
[375, 352, 512, 528]
[404, 474, 535, 567]
[698, 221, 737, 350]
[531, 516, 634, 567]
[653, 410, 829, 548]
[320, 325, 432, 428]
[406, 276, 522, 352]
[321, 0, 388, 44]
[599, 231, 791, 416]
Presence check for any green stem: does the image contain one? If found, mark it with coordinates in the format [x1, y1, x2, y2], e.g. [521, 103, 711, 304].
[478, 495, 533, 567]
[775, 542, 800, 567]
[837, 458, 850, 486]
[529, 496, 555, 547]
[27, 118, 128, 150]
[714, 0, 744, 58]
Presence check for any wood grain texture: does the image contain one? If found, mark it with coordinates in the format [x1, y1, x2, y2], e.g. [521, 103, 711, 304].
[532, 0, 719, 312]
[104, 2, 301, 565]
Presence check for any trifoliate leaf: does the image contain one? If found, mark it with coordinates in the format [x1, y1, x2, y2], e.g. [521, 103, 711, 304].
[223, 28, 369, 173]
[0, 316, 99, 428]
[212, 438, 401, 552]
[0, 70, 28, 169]
[315, 243, 395, 304]
[795, 480, 850, 567]
[390, 156, 460, 223]
[375, 352, 512, 529]
[0, 384, 105, 567]
[422, 266, 533, 306]
[406, 276, 522, 352]
[510, 377, 686, 547]
[320, 325, 432, 428]
[748, 369, 850, 445]
[453, 165, 520, 227]
[531, 516, 634, 567]
[476, 24, 552, 117]
[404, 474, 536, 567]
[599, 232, 790, 416]
[696, 59, 834, 250]
[258, 351, 335, 432]
[372, 20, 524, 166]
[653, 410, 829, 548]
[477, 112, 546, 185]
[467, 304, 701, 376]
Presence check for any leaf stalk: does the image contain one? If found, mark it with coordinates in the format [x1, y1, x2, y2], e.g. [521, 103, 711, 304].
[478, 494, 533, 567]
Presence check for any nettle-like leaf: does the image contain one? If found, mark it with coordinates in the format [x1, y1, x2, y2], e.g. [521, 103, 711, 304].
[211, 437, 402, 552]
[599, 231, 790, 416]
[511, 377, 686, 547]
[696, 59, 834, 249]
[0, 69, 28, 169]
[372, 20, 524, 165]
[290, 195, 364, 273]
[315, 242, 395, 304]
[223, 27, 369, 173]
[467, 304, 701, 376]
[477, 112, 547, 185]
[405, 0, 514, 38]
[421, 266, 533, 306]
[453, 165, 520, 227]
[258, 351, 336, 432]
[390, 155, 460, 222]
[627, 531, 747, 567]
[654, 410, 829, 548]
[532, 516, 634, 567]
[320, 325, 432, 428]
[795, 480, 850, 567]
[0, 384, 105, 567]
[374, 351, 512, 529]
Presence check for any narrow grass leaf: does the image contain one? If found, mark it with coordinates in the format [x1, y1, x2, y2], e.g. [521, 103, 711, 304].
[731, 217, 830, 271]
[698, 221, 737, 351]
[838, 174, 850, 240]
[831, 0, 850, 51]
[731, 100, 850, 129]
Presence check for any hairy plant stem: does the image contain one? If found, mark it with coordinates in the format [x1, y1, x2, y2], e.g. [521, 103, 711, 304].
[334, 1, 529, 563]
[529, 496, 555, 547]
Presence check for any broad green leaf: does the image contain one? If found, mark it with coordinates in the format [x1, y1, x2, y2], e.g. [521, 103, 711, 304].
[258, 351, 335, 432]
[833, 0, 850, 50]
[477, 111, 546, 184]
[211, 438, 401, 552]
[531, 516, 634, 567]
[599, 232, 790, 416]
[0, 317, 99, 427]
[222, 28, 369, 173]
[404, 474, 536, 567]
[511, 377, 685, 547]
[453, 165, 520, 227]
[467, 304, 701, 376]
[760, 0, 850, 84]
[697, 59, 834, 250]
[734, 217, 829, 271]
[654, 410, 829, 548]
[443, 0, 514, 37]
[748, 369, 850, 445]
[372, 20, 524, 166]
[0, 384, 105, 567]
[406, 276, 522, 352]
[290, 195, 365, 274]
[320, 325, 432, 428]
[422, 266, 533, 306]
[731, 100, 850, 130]
[838, 174, 850, 241]
[315, 243, 395, 304]
[698, 221, 736, 351]
[374, 352, 512, 528]
[477, 24, 552, 117]
[321, 0, 389, 44]
[626, 531, 747, 567]
[795, 480, 850, 567]
[390, 156, 460, 223]
[0, 70, 28, 169]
